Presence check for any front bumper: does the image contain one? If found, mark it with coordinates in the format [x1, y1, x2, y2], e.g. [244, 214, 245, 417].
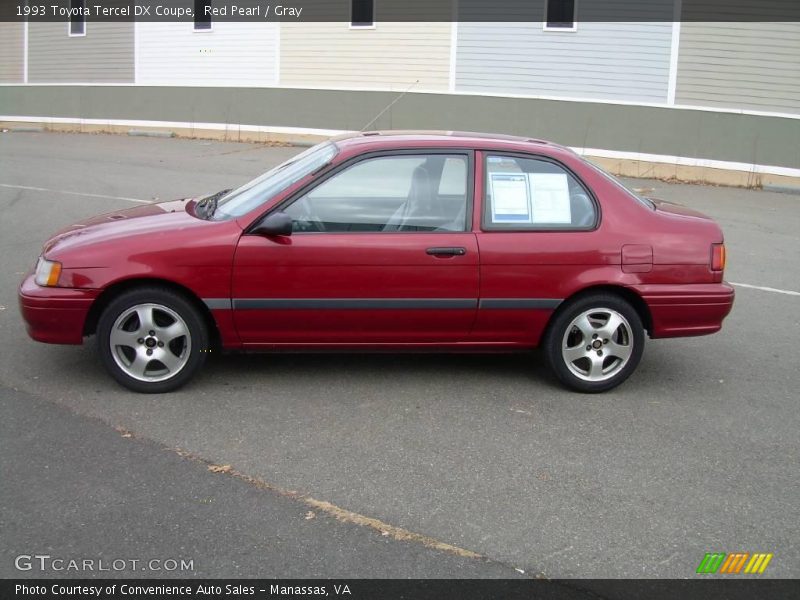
[18, 274, 99, 344]
[633, 282, 735, 339]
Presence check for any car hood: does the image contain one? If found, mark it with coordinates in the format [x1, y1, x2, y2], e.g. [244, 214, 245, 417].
[43, 199, 200, 258]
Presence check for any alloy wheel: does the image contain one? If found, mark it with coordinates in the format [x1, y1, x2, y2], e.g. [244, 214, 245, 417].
[109, 303, 192, 383]
[561, 307, 634, 382]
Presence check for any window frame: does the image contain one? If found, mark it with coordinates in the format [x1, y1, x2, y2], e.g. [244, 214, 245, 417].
[350, 0, 376, 29]
[543, 0, 578, 33]
[251, 149, 476, 236]
[194, 0, 214, 32]
[68, 0, 86, 37]
[480, 151, 600, 233]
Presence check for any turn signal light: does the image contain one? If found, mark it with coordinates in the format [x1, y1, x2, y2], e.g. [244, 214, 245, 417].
[711, 243, 726, 272]
[34, 257, 62, 287]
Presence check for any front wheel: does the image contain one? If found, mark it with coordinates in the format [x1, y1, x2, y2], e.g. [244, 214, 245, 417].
[97, 287, 209, 393]
[543, 294, 645, 393]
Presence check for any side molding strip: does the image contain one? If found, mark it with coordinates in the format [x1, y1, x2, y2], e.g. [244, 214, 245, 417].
[479, 298, 563, 310]
[202, 298, 233, 310]
[204, 298, 563, 310]
[233, 298, 479, 310]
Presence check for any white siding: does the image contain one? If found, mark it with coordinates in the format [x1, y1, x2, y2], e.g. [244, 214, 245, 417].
[281, 22, 451, 91]
[456, 21, 673, 103]
[28, 22, 134, 83]
[455, 0, 674, 103]
[0, 23, 24, 83]
[677, 22, 800, 115]
[137, 22, 278, 86]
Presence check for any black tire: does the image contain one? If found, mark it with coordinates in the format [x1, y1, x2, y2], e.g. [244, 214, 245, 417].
[542, 293, 645, 393]
[96, 286, 209, 393]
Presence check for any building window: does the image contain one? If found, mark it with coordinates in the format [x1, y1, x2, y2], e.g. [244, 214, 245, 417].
[69, 0, 86, 36]
[194, 0, 212, 31]
[351, 0, 374, 27]
[544, 0, 577, 31]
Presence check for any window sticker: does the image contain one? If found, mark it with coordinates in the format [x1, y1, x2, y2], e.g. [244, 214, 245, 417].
[529, 173, 572, 224]
[490, 173, 531, 223]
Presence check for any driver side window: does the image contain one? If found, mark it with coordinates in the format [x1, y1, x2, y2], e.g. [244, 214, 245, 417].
[284, 154, 469, 233]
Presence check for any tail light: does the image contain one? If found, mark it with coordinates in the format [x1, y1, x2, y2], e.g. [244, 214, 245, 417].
[711, 243, 726, 272]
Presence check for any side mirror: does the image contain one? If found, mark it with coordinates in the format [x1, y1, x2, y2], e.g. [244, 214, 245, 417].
[252, 212, 293, 237]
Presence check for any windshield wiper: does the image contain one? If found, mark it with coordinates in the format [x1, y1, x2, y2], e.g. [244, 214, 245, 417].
[197, 189, 231, 219]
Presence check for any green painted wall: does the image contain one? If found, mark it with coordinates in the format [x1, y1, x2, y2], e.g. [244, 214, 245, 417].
[1, 85, 798, 169]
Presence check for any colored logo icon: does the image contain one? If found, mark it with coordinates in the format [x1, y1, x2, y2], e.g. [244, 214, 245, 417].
[696, 553, 773, 574]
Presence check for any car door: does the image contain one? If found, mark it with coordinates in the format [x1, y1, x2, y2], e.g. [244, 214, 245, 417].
[231, 150, 479, 346]
[472, 151, 606, 345]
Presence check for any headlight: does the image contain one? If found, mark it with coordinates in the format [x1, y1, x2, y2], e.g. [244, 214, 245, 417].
[35, 257, 62, 287]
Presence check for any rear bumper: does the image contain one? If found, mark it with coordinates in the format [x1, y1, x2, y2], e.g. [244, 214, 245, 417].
[633, 282, 735, 339]
[18, 274, 98, 344]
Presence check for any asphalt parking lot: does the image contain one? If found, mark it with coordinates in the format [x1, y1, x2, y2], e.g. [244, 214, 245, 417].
[1, 131, 798, 579]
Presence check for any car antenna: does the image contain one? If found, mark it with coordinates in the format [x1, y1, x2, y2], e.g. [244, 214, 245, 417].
[360, 79, 420, 133]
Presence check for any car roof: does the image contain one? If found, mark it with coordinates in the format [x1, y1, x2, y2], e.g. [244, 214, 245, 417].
[331, 130, 576, 158]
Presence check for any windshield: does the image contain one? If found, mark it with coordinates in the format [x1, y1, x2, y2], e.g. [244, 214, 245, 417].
[584, 160, 656, 210]
[210, 142, 338, 220]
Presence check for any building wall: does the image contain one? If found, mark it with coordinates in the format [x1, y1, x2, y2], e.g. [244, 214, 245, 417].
[136, 22, 279, 86]
[676, 21, 800, 114]
[6, 7, 800, 178]
[280, 22, 451, 91]
[2, 85, 798, 173]
[28, 22, 134, 83]
[0, 23, 24, 83]
[455, 0, 674, 102]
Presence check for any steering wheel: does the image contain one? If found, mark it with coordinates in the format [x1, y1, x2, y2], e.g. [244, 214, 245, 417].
[291, 197, 327, 232]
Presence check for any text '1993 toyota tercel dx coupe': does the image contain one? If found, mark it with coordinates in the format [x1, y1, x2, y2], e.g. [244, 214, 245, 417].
[19, 132, 734, 393]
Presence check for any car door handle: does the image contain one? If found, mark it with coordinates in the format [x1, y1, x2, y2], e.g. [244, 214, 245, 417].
[426, 247, 467, 256]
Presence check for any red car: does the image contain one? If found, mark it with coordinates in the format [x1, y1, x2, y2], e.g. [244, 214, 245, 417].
[19, 131, 734, 393]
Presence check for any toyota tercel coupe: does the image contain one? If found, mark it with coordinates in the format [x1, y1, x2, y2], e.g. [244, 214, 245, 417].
[19, 131, 734, 393]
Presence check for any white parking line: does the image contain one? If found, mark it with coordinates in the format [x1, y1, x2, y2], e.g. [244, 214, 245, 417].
[731, 282, 800, 297]
[0, 183, 153, 204]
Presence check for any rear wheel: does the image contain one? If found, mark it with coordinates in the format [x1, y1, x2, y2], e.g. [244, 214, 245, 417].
[97, 287, 209, 393]
[543, 294, 644, 393]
